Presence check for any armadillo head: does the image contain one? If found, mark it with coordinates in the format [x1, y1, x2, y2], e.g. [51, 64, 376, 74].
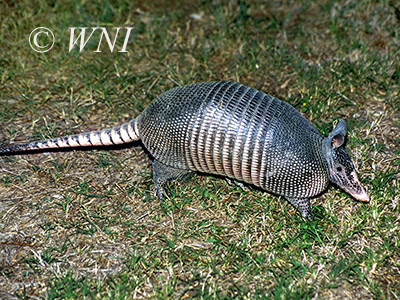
[322, 119, 369, 203]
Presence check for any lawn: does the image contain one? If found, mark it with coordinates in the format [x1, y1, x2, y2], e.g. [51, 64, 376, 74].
[0, 0, 399, 299]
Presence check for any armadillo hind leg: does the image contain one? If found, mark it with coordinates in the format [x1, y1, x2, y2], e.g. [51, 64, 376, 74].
[286, 197, 313, 220]
[151, 160, 192, 198]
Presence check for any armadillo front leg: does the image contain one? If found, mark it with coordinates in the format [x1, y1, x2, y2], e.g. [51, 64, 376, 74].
[286, 197, 313, 220]
[151, 160, 192, 198]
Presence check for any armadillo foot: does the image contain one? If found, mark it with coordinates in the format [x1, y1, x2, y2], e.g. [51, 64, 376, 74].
[151, 159, 192, 198]
[285, 197, 313, 221]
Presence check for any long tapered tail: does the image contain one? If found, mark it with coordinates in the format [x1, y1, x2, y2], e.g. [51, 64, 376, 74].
[0, 118, 140, 155]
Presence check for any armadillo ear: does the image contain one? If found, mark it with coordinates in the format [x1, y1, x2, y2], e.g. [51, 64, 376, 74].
[322, 119, 347, 158]
[329, 119, 347, 149]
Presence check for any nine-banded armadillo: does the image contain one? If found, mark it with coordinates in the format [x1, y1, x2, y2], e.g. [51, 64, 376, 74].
[0, 81, 369, 220]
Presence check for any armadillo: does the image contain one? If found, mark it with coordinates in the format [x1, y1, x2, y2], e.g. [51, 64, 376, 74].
[0, 81, 369, 220]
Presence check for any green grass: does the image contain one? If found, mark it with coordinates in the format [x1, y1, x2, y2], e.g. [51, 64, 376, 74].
[1, 0, 399, 299]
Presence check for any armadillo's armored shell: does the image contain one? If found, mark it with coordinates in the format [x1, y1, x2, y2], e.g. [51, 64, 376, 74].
[138, 81, 329, 199]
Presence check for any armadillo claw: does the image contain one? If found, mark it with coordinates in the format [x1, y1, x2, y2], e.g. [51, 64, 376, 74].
[225, 178, 246, 191]
[153, 185, 166, 199]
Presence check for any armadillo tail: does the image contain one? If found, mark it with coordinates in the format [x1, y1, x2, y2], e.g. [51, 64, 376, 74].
[0, 118, 140, 155]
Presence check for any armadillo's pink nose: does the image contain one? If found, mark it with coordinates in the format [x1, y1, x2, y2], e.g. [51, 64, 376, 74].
[347, 171, 370, 203]
[353, 190, 370, 203]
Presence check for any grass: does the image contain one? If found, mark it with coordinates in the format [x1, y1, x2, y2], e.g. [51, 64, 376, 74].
[0, 0, 399, 299]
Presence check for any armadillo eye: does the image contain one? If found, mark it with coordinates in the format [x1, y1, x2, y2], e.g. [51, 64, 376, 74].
[336, 166, 342, 172]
